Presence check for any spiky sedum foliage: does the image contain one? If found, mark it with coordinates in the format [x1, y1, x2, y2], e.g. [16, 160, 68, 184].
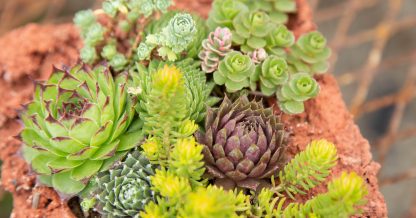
[137, 13, 198, 61]
[20, 64, 142, 195]
[239, 140, 368, 217]
[74, 0, 173, 70]
[140, 169, 248, 218]
[92, 150, 157, 217]
[130, 59, 219, 124]
[196, 96, 286, 190]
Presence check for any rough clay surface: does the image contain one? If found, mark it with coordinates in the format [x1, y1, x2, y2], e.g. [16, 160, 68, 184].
[0, 0, 386, 217]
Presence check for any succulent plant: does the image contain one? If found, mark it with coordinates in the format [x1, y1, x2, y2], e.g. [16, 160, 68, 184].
[94, 150, 157, 217]
[288, 31, 332, 74]
[265, 24, 295, 56]
[213, 51, 256, 92]
[238, 0, 297, 24]
[145, 11, 208, 59]
[232, 10, 275, 52]
[196, 96, 286, 190]
[140, 13, 197, 61]
[199, 27, 233, 73]
[131, 59, 219, 124]
[207, 0, 249, 30]
[248, 48, 268, 64]
[258, 56, 289, 96]
[277, 73, 319, 114]
[20, 64, 143, 195]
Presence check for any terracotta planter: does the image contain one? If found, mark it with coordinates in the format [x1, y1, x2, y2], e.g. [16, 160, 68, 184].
[0, 0, 387, 217]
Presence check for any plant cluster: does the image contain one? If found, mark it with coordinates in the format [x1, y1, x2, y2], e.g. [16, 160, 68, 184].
[201, 0, 331, 114]
[18, 0, 369, 217]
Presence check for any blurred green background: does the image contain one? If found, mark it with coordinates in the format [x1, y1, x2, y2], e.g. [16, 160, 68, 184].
[0, 0, 416, 217]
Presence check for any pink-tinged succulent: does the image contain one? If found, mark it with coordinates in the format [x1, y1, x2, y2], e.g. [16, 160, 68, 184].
[248, 48, 268, 64]
[199, 27, 233, 73]
[195, 96, 286, 190]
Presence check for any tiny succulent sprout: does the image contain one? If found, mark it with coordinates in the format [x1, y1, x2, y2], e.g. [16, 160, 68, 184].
[266, 24, 295, 56]
[73, 10, 96, 35]
[199, 27, 233, 73]
[277, 73, 319, 114]
[207, 0, 249, 30]
[94, 151, 157, 217]
[248, 48, 268, 64]
[19, 64, 143, 195]
[259, 56, 289, 96]
[213, 51, 256, 92]
[196, 96, 286, 190]
[232, 10, 275, 52]
[289, 31, 332, 74]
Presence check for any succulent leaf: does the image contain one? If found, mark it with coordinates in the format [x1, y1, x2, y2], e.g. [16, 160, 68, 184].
[199, 27, 233, 73]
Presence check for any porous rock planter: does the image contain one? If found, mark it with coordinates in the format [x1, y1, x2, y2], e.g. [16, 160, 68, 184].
[0, 0, 387, 217]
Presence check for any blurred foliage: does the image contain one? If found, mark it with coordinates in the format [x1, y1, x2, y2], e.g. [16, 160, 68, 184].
[0, 160, 13, 218]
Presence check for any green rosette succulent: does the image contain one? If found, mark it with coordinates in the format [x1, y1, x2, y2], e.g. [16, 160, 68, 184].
[289, 31, 332, 74]
[20, 64, 143, 195]
[277, 73, 319, 114]
[232, 10, 275, 52]
[266, 24, 295, 56]
[238, 0, 297, 24]
[94, 150, 156, 217]
[259, 56, 289, 96]
[213, 51, 256, 93]
[207, 0, 249, 30]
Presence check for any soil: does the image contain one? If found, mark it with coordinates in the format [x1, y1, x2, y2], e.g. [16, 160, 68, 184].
[0, 0, 387, 217]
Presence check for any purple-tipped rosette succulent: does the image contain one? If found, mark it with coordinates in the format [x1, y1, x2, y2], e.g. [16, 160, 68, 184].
[196, 96, 286, 190]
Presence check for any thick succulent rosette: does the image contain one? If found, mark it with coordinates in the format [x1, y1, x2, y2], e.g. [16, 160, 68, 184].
[259, 56, 289, 96]
[20, 64, 143, 195]
[164, 13, 197, 53]
[238, 0, 297, 24]
[207, 0, 249, 30]
[266, 24, 295, 56]
[199, 27, 233, 73]
[289, 31, 332, 74]
[277, 73, 319, 114]
[95, 151, 156, 217]
[213, 51, 256, 92]
[196, 96, 286, 190]
[232, 10, 275, 52]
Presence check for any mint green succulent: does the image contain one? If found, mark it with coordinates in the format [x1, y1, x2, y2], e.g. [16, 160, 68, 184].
[207, 0, 249, 30]
[259, 56, 289, 96]
[232, 10, 275, 52]
[277, 73, 319, 114]
[213, 51, 256, 92]
[266, 24, 295, 56]
[139, 13, 197, 61]
[289, 31, 332, 74]
[20, 64, 143, 195]
[94, 150, 156, 217]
